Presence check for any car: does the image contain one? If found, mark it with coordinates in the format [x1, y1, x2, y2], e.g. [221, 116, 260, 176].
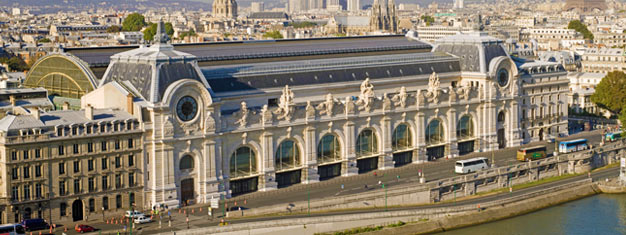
[20, 218, 49, 231]
[75, 224, 95, 233]
[134, 216, 153, 224]
[125, 210, 145, 218]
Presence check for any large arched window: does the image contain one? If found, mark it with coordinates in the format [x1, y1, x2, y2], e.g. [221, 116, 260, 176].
[180, 155, 194, 170]
[457, 115, 474, 139]
[426, 119, 444, 145]
[275, 140, 300, 171]
[498, 111, 505, 123]
[230, 146, 257, 178]
[317, 134, 341, 163]
[356, 129, 378, 157]
[392, 124, 412, 151]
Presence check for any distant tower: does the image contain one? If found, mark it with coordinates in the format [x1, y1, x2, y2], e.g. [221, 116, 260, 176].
[370, 0, 398, 33]
[454, 0, 464, 9]
[212, 0, 238, 19]
[348, 0, 360, 11]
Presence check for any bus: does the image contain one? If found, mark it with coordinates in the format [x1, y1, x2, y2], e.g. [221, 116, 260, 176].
[0, 224, 25, 235]
[517, 145, 547, 161]
[558, 139, 588, 153]
[455, 157, 489, 174]
[605, 132, 622, 142]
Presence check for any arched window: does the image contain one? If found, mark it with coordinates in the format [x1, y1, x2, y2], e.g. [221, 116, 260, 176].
[179, 155, 194, 170]
[457, 115, 474, 139]
[230, 146, 257, 178]
[275, 140, 300, 171]
[356, 129, 378, 157]
[317, 134, 341, 163]
[498, 111, 505, 123]
[392, 124, 412, 151]
[426, 119, 444, 145]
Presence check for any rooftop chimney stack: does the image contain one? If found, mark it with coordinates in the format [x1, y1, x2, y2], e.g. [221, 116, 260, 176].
[85, 104, 93, 120]
[32, 107, 40, 120]
[127, 94, 134, 115]
[62, 102, 70, 110]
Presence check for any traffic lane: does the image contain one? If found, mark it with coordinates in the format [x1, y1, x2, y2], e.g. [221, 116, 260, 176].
[227, 131, 604, 211]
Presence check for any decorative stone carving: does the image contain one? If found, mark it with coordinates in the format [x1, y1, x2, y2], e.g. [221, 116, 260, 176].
[416, 90, 425, 106]
[449, 88, 457, 103]
[382, 93, 392, 111]
[356, 78, 375, 112]
[391, 86, 408, 108]
[234, 101, 249, 127]
[316, 93, 334, 116]
[457, 86, 471, 101]
[479, 84, 485, 99]
[345, 96, 355, 114]
[274, 85, 295, 120]
[205, 111, 215, 132]
[305, 101, 315, 119]
[261, 104, 272, 124]
[425, 72, 440, 103]
[163, 116, 174, 137]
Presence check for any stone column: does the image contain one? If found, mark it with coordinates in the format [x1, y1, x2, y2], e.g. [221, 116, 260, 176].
[415, 112, 427, 162]
[303, 126, 319, 183]
[200, 140, 221, 203]
[510, 100, 522, 147]
[259, 132, 277, 191]
[380, 116, 394, 169]
[447, 109, 459, 158]
[343, 121, 358, 176]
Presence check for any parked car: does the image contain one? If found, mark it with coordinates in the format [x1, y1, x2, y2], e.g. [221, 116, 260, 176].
[75, 224, 95, 233]
[20, 218, 49, 231]
[134, 216, 153, 224]
[125, 210, 145, 218]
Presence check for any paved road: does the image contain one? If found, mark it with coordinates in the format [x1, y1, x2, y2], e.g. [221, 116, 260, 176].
[53, 130, 605, 235]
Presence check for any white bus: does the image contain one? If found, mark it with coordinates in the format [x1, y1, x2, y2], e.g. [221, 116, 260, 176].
[0, 224, 25, 235]
[455, 157, 489, 174]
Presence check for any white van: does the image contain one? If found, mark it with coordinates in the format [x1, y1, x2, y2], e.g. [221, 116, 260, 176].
[455, 157, 489, 174]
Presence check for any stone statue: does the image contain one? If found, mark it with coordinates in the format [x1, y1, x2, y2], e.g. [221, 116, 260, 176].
[345, 96, 355, 114]
[234, 101, 249, 127]
[426, 72, 441, 103]
[305, 100, 315, 119]
[261, 104, 272, 124]
[205, 111, 215, 132]
[316, 93, 334, 116]
[391, 86, 408, 108]
[478, 84, 485, 99]
[449, 88, 457, 103]
[275, 85, 295, 120]
[356, 78, 375, 112]
[382, 93, 392, 111]
[458, 86, 471, 101]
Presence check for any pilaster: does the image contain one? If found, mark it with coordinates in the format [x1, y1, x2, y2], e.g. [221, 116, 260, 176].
[343, 121, 358, 176]
[259, 132, 277, 191]
[379, 116, 394, 169]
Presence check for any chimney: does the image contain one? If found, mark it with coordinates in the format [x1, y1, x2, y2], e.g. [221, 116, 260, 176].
[62, 102, 70, 110]
[9, 95, 15, 106]
[127, 94, 134, 115]
[32, 107, 40, 120]
[85, 104, 93, 120]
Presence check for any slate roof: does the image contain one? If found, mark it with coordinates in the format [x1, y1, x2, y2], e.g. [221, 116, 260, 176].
[433, 31, 509, 73]
[0, 109, 134, 132]
[248, 12, 289, 20]
[202, 52, 461, 93]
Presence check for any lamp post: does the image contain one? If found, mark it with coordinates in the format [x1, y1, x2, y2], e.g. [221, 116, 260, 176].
[128, 192, 133, 235]
[307, 185, 310, 217]
[101, 207, 105, 222]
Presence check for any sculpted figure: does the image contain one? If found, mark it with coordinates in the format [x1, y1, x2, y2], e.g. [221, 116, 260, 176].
[205, 111, 215, 132]
[275, 85, 295, 120]
[234, 101, 249, 127]
[316, 93, 334, 116]
[391, 86, 408, 108]
[305, 100, 315, 119]
[382, 93, 392, 111]
[426, 72, 441, 103]
[345, 96, 355, 114]
[356, 78, 375, 111]
[261, 104, 272, 124]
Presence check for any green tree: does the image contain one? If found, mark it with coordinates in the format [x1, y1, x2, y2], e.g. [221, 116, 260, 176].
[6, 57, 28, 71]
[122, 13, 147, 32]
[107, 25, 122, 33]
[179, 29, 197, 40]
[263, 31, 283, 39]
[421, 15, 434, 26]
[591, 71, 626, 115]
[568, 20, 594, 40]
[37, 38, 51, 43]
[288, 21, 317, 28]
[143, 22, 174, 42]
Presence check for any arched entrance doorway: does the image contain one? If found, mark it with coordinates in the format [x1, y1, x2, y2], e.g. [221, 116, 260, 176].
[181, 178, 194, 206]
[497, 111, 506, 149]
[72, 200, 83, 221]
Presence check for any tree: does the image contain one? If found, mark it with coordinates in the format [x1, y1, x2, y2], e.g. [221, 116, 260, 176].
[37, 38, 51, 43]
[421, 15, 434, 26]
[122, 13, 146, 32]
[107, 25, 122, 33]
[288, 21, 317, 28]
[143, 22, 174, 42]
[568, 20, 594, 40]
[591, 71, 626, 115]
[5, 57, 28, 71]
[179, 29, 197, 40]
[263, 31, 283, 39]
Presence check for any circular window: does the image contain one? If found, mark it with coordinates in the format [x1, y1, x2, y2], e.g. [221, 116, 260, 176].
[497, 68, 509, 87]
[176, 96, 198, 122]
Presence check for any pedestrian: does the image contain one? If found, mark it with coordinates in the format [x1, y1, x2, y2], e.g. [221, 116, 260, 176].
[378, 180, 381, 185]
[364, 184, 368, 189]
[341, 184, 344, 190]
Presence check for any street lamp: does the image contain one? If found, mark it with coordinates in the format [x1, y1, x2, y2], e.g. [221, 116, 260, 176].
[101, 207, 105, 222]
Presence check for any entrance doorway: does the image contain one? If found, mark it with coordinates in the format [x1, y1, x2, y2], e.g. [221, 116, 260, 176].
[458, 140, 475, 155]
[427, 146, 445, 160]
[23, 208, 31, 220]
[230, 177, 258, 197]
[72, 200, 83, 221]
[357, 157, 378, 174]
[276, 170, 301, 188]
[318, 163, 341, 181]
[393, 151, 412, 167]
[497, 129, 506, 149]
[181, 178, 194, 206]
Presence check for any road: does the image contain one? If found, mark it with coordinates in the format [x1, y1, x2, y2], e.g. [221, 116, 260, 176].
[53, 130, 605, 234]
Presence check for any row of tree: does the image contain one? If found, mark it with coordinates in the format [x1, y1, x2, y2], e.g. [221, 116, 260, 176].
[122, 13, 196, 42]
[568, 20, 594, 41]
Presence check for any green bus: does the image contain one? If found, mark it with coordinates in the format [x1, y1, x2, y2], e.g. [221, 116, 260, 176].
[516, 145, 547, 161]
